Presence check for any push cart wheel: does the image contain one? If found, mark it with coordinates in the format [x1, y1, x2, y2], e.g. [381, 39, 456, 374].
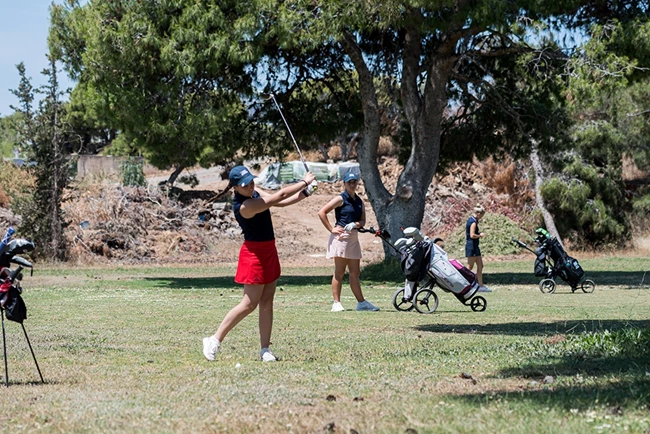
[392, 288, 414, 312]
[539, 278, 556, 294]
[413, 288, 439, 314]
[469, 296, 487, 312]
[581, 279, 596, 293]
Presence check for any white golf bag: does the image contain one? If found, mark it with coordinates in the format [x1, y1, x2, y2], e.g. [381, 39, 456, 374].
[399, 228, 479, 301]
[427, 244, 480, 301]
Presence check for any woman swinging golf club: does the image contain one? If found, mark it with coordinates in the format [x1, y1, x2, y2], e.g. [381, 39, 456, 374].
[203, 166, 316, 362]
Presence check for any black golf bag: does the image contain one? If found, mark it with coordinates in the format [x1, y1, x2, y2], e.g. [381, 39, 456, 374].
[536, 234, 584, 287]
[0, 227, 43, 386]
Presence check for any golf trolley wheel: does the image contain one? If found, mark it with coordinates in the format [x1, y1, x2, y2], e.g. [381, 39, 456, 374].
[469, 296, 487, 312]
[539, 278, 556, 294]
[392, 288, 414, 312]
[413, 288, 439, 314]
[581, 279, 596, 293]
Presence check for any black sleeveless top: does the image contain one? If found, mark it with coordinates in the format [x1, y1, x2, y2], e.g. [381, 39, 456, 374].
[334, 191, 363, 227]
[233, 191, 275, 241]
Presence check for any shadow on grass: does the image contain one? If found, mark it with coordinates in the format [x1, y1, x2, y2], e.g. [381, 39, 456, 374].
[497, 354, 650, 379]
[144, 275, 334, 289]
[415, 319, 650, 337]
[452, 376, 650, 412]
[486, 271, 650, 287]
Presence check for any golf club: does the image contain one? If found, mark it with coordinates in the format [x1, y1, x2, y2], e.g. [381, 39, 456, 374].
[262, 93, 309, 172]
[262, 93, 317, 195]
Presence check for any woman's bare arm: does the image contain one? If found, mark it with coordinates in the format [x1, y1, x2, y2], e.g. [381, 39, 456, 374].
[240, 174, 315, 218]
[318, 196, 344, 233]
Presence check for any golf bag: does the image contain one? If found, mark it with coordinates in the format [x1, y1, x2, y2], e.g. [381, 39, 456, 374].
[534, 229, 584, 287]
[400, 239, 479, 302]
[426, 244, 480, 301]
[512, 228, 593, 293]
[0, 227, 43, 386]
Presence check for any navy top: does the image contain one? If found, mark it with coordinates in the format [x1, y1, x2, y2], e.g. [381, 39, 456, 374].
[334, 191, 363, 227]
[465, 215, 480, 250]
[233, 191, 275, 241]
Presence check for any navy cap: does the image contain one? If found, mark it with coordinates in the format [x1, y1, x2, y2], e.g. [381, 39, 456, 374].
[229, 166, 256, 187]
[343, 172, 359, 183]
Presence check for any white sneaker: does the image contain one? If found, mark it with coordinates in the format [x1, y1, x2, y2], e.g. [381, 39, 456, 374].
[203, 336, 220, 361]
[331, 301, 345, 312]
[356, 300, 380, 311]
[260, 347, 277, 362]
[478, 285, 492, 293]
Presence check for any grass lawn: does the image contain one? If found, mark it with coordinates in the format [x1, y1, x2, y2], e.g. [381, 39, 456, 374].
[0, 256, 648, 433]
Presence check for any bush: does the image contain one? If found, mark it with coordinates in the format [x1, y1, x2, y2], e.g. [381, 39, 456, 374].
[445, 212, 530, 258]
[0, 161, 34, 208]
[121, 157, 146, 187]
[545, 328, 650, 360]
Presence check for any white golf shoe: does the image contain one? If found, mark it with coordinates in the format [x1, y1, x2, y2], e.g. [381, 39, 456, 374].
[202, 336, 220, 361]
[356, 300, 380, 311]
[260, 347, 277, 362]
[331, 301, 345, 312]
[478, 285, 492, 293]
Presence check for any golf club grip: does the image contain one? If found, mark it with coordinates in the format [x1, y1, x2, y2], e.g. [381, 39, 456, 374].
[9, 266, 23, 283]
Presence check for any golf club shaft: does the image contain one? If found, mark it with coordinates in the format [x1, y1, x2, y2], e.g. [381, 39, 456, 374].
[267, 94, 309, 172]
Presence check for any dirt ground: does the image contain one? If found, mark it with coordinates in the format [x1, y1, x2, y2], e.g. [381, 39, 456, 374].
[194, 176, 386, 267]
[55, 158, 650, 267]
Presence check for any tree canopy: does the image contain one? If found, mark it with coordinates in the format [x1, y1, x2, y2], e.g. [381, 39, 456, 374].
[48, 0, 650, 252]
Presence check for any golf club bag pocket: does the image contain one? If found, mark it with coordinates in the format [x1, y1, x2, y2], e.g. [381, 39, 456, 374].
[534, 256, 548, 277]
[429, 255, 478, 300]
[556, 256, 584, 285]
[400, 243, 431, 282]
[449, 259, 477, 284]
[1, 285, 26, 323]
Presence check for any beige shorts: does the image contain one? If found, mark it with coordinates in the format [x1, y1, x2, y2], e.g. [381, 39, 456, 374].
[326, 230, 362, 260]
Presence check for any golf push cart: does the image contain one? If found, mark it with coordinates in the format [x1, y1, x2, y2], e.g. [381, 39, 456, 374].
[359, 226, 487, 314]
[511, 228, 595, 294]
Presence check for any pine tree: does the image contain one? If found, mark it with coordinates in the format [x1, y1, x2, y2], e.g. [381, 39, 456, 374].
[11, 57, 72, 260]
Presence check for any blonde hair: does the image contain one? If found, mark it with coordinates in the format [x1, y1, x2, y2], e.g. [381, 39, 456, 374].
[473, 205, 485, 214]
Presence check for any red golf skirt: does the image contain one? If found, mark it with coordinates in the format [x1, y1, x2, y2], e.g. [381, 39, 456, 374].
[235, 240, 281, 285]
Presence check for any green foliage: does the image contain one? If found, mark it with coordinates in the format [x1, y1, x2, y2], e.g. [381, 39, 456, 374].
[631, 191, 650, 217]
[120, 157, 146, 187]
[49, 0, 258, 172]
[177, 173, 199, 188]
[544, 328, 650, 360]
[10, 60, 72, 260]
[0, 113, 24, 158]
[446, 213, 530, 258]
[541, 157, 628, 247]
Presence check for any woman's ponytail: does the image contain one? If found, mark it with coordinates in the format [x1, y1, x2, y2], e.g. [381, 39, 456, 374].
[212, 183, 233, 202]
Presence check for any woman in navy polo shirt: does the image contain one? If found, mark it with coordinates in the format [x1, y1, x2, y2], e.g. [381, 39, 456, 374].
[465, 205, 491, 293]
[318, 172, 379, 312]
[203, 165, 316, 362]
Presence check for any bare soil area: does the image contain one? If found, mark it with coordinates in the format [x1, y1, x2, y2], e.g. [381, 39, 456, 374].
[178, 176, 386, 268]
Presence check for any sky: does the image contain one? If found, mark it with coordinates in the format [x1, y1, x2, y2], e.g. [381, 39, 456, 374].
[0, 0, 73, 117]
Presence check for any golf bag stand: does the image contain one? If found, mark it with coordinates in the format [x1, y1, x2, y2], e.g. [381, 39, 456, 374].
[0, 307, 44, 387]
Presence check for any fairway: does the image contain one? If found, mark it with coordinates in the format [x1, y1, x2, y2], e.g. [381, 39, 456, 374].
[0, 257, 648, 433]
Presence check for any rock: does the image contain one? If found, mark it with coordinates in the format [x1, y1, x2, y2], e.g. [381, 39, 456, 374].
[543, 375, 554, 384]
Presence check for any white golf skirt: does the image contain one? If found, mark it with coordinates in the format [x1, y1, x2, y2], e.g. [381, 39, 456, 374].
[326, 230, 362, 260]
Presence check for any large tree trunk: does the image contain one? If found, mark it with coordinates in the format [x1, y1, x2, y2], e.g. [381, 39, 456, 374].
[530, 146, 563, 245]
[340, 27, 459, 259]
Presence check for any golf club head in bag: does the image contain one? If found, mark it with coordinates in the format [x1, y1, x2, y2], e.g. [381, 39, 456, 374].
[0, 239, 35, 269]
[402, 227, 424, 242]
